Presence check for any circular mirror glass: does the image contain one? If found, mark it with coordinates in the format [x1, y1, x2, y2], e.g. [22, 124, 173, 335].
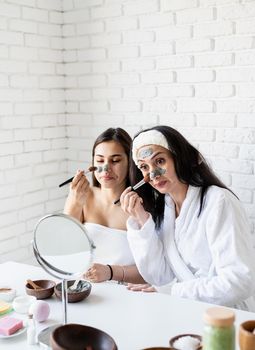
[33, 213, 95, 279]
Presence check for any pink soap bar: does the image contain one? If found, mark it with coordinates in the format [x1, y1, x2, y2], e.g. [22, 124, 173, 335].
[0, 316, 23, 336]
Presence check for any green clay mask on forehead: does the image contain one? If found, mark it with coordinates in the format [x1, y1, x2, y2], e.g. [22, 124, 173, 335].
[96, 164, 109, 173]
[150, 167, 166, 179]
[138, 148, 153, 160]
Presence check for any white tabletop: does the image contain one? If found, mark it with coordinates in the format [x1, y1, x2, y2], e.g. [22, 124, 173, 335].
[0, 261, 254, 350]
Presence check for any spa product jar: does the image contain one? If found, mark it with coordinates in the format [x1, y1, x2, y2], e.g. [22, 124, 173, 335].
[203, 307, 235, 350]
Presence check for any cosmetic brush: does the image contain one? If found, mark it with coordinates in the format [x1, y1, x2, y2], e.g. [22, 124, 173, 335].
[59, 166, 97, 187]
[113, 174, 150, 205]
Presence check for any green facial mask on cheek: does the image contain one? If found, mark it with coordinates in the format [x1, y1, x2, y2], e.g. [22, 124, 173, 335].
[150, 167, 166, 179]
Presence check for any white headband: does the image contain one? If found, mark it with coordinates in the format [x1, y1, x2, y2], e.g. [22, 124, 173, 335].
[132, 129, 169, 165]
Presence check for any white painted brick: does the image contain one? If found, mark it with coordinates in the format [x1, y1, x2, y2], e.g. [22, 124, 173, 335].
[178, 99, 213, 113]
[46, 198, 65, 213]
[51, 89, 65, 101]
[0, 223, 26, 241]
[237, 114, 255, 128]
[122, 58, 154, 71]
[178, 69, 215, 83]
[176, 38, 212, 53]
[15, 103, 42, 115]
[63, 24, 76, 37]
[22, 7, 48, 22]
[0, 45, 8, 59]
[108, 73, 139, 86]
[25, 34, 50, 48]
[0, 212, 18, 229]
[78, 48, 106, 61]
[15, 152, 42, 166]
[63, 9, 89, 23]
[43, 126, 66, 138]
[19, 204, 44, 221]
[217, 68, 255, 82]
[156, 25, 191, 41]
[140, 13, 174, 28]
[237, 84, 255, 98]
[124, 86, 156, 99]
[0, 103, 13, 115]
[236, 19, 255, 34]
[0, 60, 27, 73]
[65, 89, 91, 101]
[0, 74, 8, 87]
[176, 8, 214, 24]
[200, 0, 239, 5]
[215, 36, 253, 51]
[10, 19, 37, 33]
[0, 30, 24, 45]
[39, 48, 62, 62]
[66, 102, 79, 112]
[91, 5, 121, 19]
[216, 100, 255, 113]
[157, 56, 192, 70]
[0, 131, 13, 143]
[23, 190, 48, 206]
[108, 46, 138, 59]
[199, 142, 238, 158]
[1, 116, 31, 129]
[161, 0, 197, 11]
[80, 101, 108, 113]
[0, 238, 19, 254]
[195, 84, 234, 98]
[194, 21, 233, 38]
[32, 115, 58, 127]
[5, 167, 32, 183]
[64, 36, 90, 49]
[74, 0, 103, 7]
[37, 0, 62, 10]
[0, 89, 23, 101]
[141, 71, 174, 84]
[218, 3, 255, 20]
[123, 30, 154, 44]
[234, 189, 253, 204]
[24, 140, 51, 152]
[40, 76, 64, 88]
[195, 53, 233, 67]
[44, 102, 65, 114]
[235, 51, 255, 66]
[79, 75, 106, 87]
[0, 3, 20, 17]
[124, 114, 157, 126]
[123, 0, 158, 16]
[141, 42, 174, 56]
[65, 77, 78, 88]
[158, 85, 193, 97]
[91, 33, 121, 47]
[239, 145, 255, 160]
[106, 17, 137, 32]
[56, 63, 65, 74]
[0, 17, 7, 30]
[0, 156, 14, 169]
[212, 158, 252, 174]
[8, 0, 36, 6]
[180, 127, 215, 142]
[110, 100, 141, 112]
[77, 21, 104, 35]
[217, 128, 255, 144]
[50, 11, 63, 24]
[23, 89, 50, 101]
[10, 46, 38, 60]
[14, 128, 41, 140]
[34, 162, 59, 176]
[143, 99, 176, 113]
[232, 174, 255, 190]
[29, 62, 55, 75]
[92, 88, 121, 99]
[39, 23, 62, 36]
[159, 113, 195, 127]
[92, 61, 120, 73]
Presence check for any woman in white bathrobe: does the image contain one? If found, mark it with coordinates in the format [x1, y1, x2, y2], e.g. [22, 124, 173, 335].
[120, 125, 255, 311]
[64, 127, 145, 285]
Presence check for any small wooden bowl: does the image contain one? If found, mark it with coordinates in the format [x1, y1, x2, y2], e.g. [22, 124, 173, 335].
[169, 333, 202, 350]
[50, 323, 117, 350]
[54, 280, 91, 303]
[239, 320, 255, 350]
[26, 279, 56, 299]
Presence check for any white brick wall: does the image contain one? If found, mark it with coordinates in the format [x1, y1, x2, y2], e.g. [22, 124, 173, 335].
[1, 0, 255, 264]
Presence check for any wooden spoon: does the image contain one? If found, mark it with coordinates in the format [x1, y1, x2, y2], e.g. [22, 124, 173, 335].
[26, 279, 42, 290]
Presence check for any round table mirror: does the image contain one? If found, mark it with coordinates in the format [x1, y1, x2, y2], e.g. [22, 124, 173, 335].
[32, 213, 95, 349]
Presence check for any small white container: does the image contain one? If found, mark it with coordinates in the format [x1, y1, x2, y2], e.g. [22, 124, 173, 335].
[0, 288, 16, 302]
[13, 296, 36, 314]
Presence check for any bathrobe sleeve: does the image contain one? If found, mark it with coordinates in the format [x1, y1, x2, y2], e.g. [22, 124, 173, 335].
[126, 214, 176, 285]
[170, 192, 255, 307]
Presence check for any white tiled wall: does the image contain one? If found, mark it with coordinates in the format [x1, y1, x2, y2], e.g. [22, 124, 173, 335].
[0, 0, 255, 263]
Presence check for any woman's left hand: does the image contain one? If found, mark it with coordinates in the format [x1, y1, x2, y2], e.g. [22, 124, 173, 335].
[126, 283, 156, 292]
[84, 263, 111, 282]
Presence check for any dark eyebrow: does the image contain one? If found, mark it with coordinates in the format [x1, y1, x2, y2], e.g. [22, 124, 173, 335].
[138, 151, 165, 163]
[95, 153, 123, 157]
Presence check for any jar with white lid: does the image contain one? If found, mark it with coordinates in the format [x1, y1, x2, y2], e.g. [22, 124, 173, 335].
[203, 307, 235, 350]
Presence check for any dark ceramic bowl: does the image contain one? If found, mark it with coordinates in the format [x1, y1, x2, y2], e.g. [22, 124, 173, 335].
[26, 279, 56, 299]
[50, 323, 118, 350]
[54, 280, 91, 303]
[169, 334, 202, 350]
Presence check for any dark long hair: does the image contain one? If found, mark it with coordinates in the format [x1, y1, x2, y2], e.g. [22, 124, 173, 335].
[92, 127, 132, 187]
[130, 125, 234, 229]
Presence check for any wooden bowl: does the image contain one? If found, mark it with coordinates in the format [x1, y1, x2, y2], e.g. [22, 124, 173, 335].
[54, 280, 91, 303]
[50, 323, 118, 350]
[169, 333, 202, 350]
[239, 320, 255, 350]
[25, 279, 56, 299]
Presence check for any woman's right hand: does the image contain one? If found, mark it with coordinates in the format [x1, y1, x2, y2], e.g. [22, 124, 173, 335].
[120, 187, 149, 227]
[68, 170, 90, 206]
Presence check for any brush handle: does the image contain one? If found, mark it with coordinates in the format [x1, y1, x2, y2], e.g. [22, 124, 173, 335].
[113, 179, 146, 205]
[59, 168, 95, 188]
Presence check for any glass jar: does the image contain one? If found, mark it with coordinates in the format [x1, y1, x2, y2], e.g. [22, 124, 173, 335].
[203, 307, 235, 350]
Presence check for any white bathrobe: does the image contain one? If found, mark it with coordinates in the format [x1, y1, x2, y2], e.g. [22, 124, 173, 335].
[127, 185, 255, 311]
